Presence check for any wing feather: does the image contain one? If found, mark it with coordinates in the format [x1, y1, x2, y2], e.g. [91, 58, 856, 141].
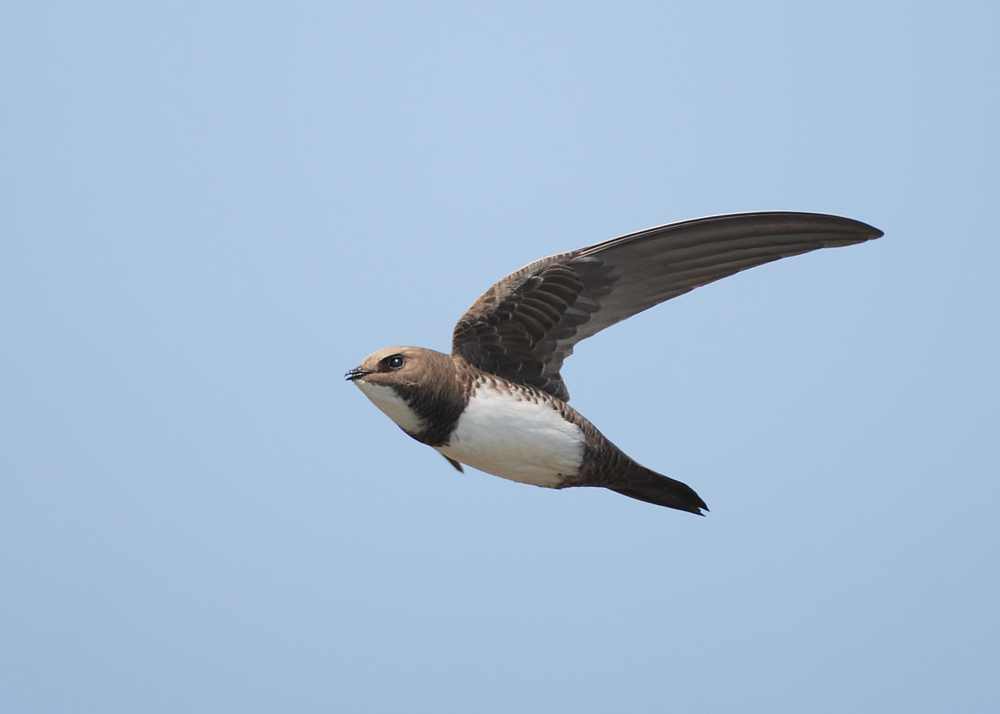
[452, 211, 882, 401]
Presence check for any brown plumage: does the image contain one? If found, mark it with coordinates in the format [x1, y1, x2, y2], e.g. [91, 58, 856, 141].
[348, 211, 882, 514]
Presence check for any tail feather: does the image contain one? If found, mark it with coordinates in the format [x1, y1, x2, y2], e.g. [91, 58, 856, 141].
[571, 412, 708, 515]
[608, 468, 708, 515]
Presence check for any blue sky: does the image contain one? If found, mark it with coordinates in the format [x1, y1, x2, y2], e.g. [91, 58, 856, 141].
[2, 2, 998, 712]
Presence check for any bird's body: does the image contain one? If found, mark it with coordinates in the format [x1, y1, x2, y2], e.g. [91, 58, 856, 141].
[346, 211, 882, 514]
[432, 374, 584, 489]
[357, 362, 585, 488]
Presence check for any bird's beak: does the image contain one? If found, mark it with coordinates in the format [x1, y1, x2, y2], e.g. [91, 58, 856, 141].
[345, 367, 374, 382]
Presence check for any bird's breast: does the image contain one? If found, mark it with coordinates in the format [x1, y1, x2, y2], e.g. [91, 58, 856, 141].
[435, 380, 584, 488]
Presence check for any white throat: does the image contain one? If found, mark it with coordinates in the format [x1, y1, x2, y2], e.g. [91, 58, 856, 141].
[355, 381, 424, 435]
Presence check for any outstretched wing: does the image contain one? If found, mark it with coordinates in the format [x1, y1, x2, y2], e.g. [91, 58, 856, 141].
[452, 211, 882, 401]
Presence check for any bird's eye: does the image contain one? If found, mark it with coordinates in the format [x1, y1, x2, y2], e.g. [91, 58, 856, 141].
[382, 354, 405, 371]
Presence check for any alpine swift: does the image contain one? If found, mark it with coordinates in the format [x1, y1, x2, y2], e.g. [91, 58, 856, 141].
[346, 211, 882, 514]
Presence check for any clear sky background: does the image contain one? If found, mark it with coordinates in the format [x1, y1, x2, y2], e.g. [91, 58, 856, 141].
[2, 2, 998, 712]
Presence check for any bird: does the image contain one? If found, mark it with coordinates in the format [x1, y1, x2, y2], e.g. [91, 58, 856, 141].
[345, 211, 882, 514]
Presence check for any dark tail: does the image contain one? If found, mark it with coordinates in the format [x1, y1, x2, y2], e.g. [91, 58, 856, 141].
[607, 464, 708, 515]
[570, 411, 708, 515]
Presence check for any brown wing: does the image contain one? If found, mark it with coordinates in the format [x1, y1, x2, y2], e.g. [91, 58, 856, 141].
[452, 211, 883, 401]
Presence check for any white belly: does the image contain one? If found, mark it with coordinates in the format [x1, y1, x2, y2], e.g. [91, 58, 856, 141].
[435, 382, 584, 488]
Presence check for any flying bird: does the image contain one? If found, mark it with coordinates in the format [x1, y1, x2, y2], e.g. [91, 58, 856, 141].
[346, 211, 882, 514]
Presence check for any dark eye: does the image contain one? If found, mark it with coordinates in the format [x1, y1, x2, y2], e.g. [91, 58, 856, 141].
[381, 354, 405, 371]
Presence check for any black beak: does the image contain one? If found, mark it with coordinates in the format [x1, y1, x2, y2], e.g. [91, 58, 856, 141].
[345, 367, 374, 382]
